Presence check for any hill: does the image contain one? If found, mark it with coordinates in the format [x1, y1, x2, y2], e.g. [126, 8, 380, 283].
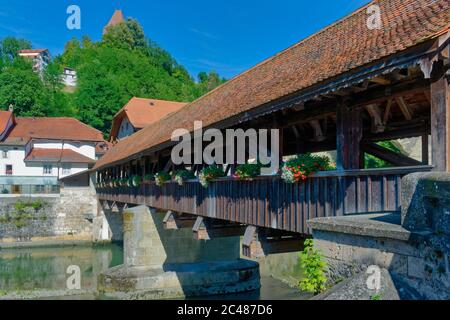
[0, 18, 226, 136]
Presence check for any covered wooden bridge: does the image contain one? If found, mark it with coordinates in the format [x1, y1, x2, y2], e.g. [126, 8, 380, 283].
[94, 0, 449, 257]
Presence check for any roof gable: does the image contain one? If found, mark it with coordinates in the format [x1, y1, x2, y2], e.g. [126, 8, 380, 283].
[110, 97, 188, 140]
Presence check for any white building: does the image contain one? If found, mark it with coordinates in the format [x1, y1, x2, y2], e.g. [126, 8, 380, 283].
[62, 67, 77, 87]
[0, 110, 108, 195]
[17, 49, 50, 76]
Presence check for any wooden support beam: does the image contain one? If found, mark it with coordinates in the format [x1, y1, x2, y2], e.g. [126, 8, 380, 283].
[383, 99, 392, 125]
[309, 119, 326, 142]
[336, 100, 363, 170]
[395, 96, 413, 120]
[192, 217, 246, 240]
[365, 104, 385, 133]
[163, 211, 196, 230]
[424, 90, 431, 105]
[430, 77, 450, 171]
[242, 226, 305, 258]
[291, 101, 305, 112]
[370, 76, 391, 85]
[362, 142, 422, 167]
[422, 134, 429, 165]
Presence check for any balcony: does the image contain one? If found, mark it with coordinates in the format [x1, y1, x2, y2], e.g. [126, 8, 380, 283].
[0, 176, 60, 195]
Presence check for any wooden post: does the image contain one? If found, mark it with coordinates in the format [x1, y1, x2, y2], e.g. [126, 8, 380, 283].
[336, 101, 362, 170]
[430, 78, 450, 171]
[421, 134, 429, 165]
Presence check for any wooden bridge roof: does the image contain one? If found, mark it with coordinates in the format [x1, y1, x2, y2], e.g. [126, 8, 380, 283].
[94, 0, 449, 171]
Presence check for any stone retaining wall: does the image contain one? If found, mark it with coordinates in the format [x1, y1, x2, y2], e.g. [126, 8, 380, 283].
[0, 187, 97, 246]
[309, 172, 450, 299]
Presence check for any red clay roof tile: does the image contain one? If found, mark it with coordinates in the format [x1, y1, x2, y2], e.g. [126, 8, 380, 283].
[5, 117, 104, 143]
[24, 148, 95, 164]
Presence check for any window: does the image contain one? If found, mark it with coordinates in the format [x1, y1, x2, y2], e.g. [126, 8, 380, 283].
[5, 165, 12, 175]
[2, 150, 8, 159]
[43, 165, 53, 175]
[33, 185, 45, 194]
[62, 164, 71, 175]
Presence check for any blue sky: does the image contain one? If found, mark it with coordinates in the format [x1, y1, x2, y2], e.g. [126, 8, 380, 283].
[0, 0, 370, 79]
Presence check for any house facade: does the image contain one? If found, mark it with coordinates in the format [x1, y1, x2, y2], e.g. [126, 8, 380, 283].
[62, 67, 77, 87]
[109, 97, 187, 143]
[17, 49, 50, 76]
[0, 111, 107, 195]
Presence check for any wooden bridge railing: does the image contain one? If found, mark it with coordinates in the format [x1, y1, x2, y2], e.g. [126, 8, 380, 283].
[98, 166, 432, 235]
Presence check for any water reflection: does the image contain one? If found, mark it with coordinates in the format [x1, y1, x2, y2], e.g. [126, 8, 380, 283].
[0, 243, 307, 300]
[0, 243, 123, 292]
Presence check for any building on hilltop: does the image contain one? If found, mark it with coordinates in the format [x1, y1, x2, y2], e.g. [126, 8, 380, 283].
[109, 97, 187, 144]
[62, 67, 77, 88]
[103, 9, 126, 35]
[17, 49, 50, 76]
[0, 110, 109, 195]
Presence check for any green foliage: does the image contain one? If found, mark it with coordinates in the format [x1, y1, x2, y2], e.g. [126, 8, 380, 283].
[299, 239, 328, 294]
[155, 171, 171, 187]
[234, 163, 262, 180]
[132, 175, 142, 187]
[143, 174, 154, 181]
[199, 164, 225, 188]
[197, 71, 226, 93]
[365, 141, 404, 168]
[172, 169, 195, 186]
[370, 294, 382, 300]
[102, 18, 147, 51]
[1, 200, 47, 229]
[0, 37, 31, 61]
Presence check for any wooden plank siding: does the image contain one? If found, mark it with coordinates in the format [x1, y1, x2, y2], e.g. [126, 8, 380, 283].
[98, 166, 432, 235]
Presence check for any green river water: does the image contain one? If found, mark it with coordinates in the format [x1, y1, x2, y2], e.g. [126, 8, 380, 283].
[0, 243, 308, 300]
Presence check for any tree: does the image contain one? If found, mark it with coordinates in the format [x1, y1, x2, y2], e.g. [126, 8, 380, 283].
[0, 37, 32, 61]
[198, 71, 226, 94]
[102, 18, 147, 51]
[0, 63, 48, 116]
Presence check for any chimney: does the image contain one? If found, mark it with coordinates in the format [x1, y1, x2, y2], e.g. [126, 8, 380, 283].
[8, 104, 13, 112]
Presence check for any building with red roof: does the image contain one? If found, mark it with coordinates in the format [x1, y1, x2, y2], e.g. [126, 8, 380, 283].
[17, 49, 50, 76]
[0, 112, 108, 194]
[109, 97, 187, 143]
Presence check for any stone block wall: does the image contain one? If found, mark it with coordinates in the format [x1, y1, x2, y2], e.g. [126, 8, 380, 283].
[0, 187, 97, 246]
[313, 230, 449, 298]
[310, 172, 450, 299]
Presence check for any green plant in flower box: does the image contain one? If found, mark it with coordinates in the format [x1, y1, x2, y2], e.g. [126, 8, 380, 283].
[281, 153, 332, 183]
[199, 164, 225, 188]
[127, 177, 134, 187]
[172, 169, 195, 186]
[234, 163, 262, 180]
[155, 171, 171, 187]
[132, 175, 142, 187]
[143, 174, 154, 182]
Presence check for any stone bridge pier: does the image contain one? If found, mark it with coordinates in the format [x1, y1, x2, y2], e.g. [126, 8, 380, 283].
[98, 205, 260, 299]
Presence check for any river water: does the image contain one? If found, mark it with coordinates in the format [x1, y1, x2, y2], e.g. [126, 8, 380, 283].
[0, 243, 308, 300]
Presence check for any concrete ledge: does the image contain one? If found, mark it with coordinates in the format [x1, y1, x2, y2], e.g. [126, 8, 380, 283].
[98, 259, 260, 299]
[308, 213, 412, 241]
